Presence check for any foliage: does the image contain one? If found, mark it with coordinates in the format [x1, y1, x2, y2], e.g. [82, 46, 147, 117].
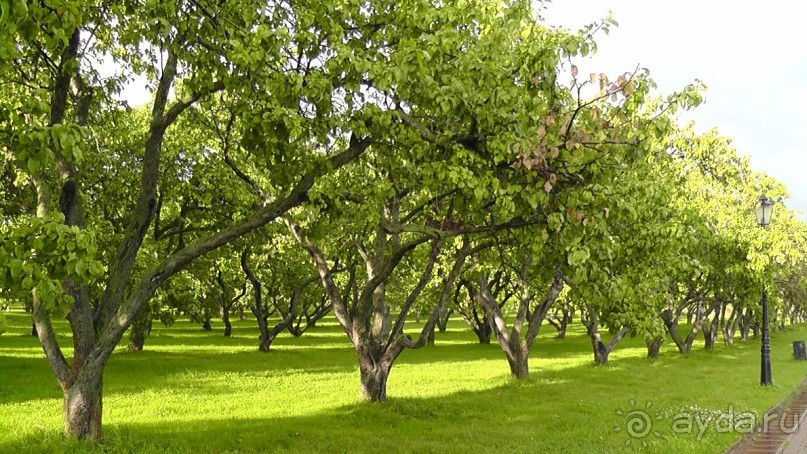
[0, 214, 103, 313]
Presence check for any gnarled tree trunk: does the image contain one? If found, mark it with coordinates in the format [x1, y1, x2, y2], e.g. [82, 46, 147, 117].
[358, 355, 396, 401]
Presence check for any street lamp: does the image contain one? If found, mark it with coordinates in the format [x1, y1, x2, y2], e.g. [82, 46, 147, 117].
[755, 193, 775, 386]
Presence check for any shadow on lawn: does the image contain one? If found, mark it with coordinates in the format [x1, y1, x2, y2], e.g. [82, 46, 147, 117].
[3, 333, 803, 453]
[0, 375, 609, 454]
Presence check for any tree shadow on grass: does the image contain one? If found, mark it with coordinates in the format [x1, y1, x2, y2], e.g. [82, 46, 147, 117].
[0, 376, 610, 454]
[0, 366, 748, 454]
[5, 329, 806, 454]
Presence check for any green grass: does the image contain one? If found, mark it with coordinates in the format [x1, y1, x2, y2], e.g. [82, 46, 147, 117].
[2, 306, 807, 453]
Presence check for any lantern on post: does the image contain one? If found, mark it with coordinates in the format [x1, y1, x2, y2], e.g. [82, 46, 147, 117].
[754, 193, 775, 386]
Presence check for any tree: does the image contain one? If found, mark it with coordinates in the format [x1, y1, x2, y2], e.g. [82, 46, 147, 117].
[2, 0, 404, 439]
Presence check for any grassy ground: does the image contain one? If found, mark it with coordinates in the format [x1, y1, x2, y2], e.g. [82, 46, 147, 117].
[2, 306, 807, 453]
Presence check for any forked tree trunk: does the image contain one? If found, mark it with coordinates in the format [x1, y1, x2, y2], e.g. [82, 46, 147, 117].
[591, 327, 629, 365]
[63, 368, 104, 440]
[546, 307, 572, 339]
[661, 310, 687, 353]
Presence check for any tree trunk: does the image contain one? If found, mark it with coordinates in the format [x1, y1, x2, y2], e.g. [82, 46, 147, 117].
[661, 310, 687, 353]
[646, 338, 662, 359]
[31, 321, 38, 337]
[222, 308, 232, 337]
[436, 307, 452, 333]
[473, 324, 492, 344]
[202, 319, 212, 331]
[506, 346, 529, 379]
[426, 323, 435, 345]
[592, 333, 610, 365]
[359, 360, 392, 402]
[63, 369, 104, 441]
[592, 327, 629, 365]
[582, 304, 596, 336]
[127, 305, 152, 351]
[722, 304, 739, 346]
[546, 307, 571, 339]
[703, 314, 719, 351]
[740, 308, 753, 341]
[704, 329, 717, 350]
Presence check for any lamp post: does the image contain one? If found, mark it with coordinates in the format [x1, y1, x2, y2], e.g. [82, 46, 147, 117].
[754, 193, 775, 386]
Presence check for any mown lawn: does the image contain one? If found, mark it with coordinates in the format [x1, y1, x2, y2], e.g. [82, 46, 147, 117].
[2, 305, 807, 453]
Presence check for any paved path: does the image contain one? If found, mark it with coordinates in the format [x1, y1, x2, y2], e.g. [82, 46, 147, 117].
[726, 378, 807, 454]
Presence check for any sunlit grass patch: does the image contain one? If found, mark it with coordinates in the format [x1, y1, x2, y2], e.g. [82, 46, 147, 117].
[2, 305, 807, 453]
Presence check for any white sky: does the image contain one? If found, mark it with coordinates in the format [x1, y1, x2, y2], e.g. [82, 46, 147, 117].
[541, 0, 807, 219]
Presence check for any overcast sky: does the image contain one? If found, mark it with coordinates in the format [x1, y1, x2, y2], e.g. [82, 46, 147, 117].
[541, 0, 807, 219]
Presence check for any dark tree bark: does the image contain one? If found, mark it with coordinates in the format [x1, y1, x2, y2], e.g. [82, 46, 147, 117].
[426, 323, 436, 345]
[241, 249, 333, 351]
[221, 307, 232, 337]
[287, 294, 332, 337]
[454, 274, 512, 344]
[581, 304, 596, 336]
[214, 269, 246, 338]
[661, 291, 719, 354]
[241, 250, 282, 352]
[436, 307, 452, 333]
[586, 305, 628, 365]
[646, 338, 663, 360]
[740, 307, 754, 341]
[127, 304, 152, 351]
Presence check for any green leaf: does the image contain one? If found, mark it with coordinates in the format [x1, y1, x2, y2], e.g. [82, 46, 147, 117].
[27, 157, 41, 173]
